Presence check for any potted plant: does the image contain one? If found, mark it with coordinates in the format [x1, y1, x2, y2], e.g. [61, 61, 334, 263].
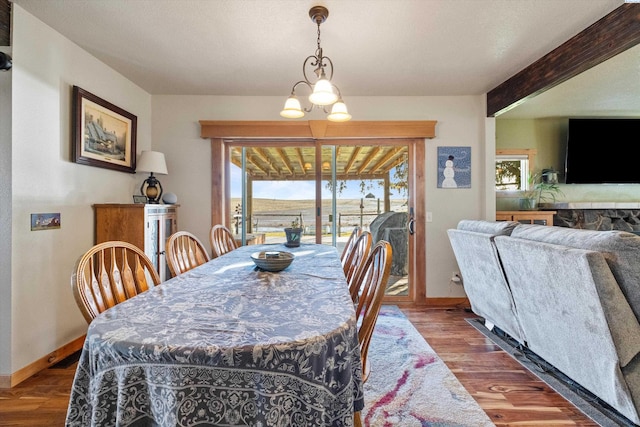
[284, 217, 303, 247]
[519, 171, 564, 210]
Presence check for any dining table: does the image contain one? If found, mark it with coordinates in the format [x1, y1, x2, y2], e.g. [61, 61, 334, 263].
[65, 243, 364, 427]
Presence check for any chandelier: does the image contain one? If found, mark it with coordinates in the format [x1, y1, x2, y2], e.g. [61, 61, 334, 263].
[280, 6, 351, 122]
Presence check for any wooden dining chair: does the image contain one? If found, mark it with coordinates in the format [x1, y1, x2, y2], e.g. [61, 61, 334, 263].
[352, 240, 393, 381]
[71, 241, 161, 323]
[166, 231, 210, 277]
[352, 240, 392, 427]
[340, 226, 361, 266]
[209, 224, 238, 258]
[343, 231, 372, 299]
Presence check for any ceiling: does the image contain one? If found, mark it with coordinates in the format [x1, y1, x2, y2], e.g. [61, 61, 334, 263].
[10, 0, 636, 119]
[230, 145, 407, 180]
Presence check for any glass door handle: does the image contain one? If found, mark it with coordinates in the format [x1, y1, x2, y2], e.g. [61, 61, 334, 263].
[408, 207, 415, 235]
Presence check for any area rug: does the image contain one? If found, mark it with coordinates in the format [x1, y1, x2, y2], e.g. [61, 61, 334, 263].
[466, 317, 636, 427]
[364, 305, 495, 426]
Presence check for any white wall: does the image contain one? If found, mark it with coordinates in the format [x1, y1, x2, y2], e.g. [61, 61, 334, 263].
[152, 95, 490, 298]
[0, 46, 12, 375]
[3, 6, 152, 374]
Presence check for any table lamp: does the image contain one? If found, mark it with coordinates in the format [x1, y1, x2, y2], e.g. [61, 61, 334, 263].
[137, 150, 168, 204]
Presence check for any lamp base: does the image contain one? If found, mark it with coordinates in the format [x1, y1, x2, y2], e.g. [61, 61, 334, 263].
[141, 174, 163, 204]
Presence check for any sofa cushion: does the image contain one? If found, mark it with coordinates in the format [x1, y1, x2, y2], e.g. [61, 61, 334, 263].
[494, 236, 640, 422]
[456, 219, 519, 236]
[448, 228, 526, 343]
[511, 224, 640, 322]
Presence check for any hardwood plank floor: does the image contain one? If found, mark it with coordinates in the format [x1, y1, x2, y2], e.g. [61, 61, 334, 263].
[0, 306, 599, 426]
[402, 306, 599, 426]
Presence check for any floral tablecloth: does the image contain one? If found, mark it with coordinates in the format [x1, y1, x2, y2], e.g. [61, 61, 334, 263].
[66, 243, 363, 426]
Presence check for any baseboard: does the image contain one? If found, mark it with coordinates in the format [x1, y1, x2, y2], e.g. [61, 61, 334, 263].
[424, 297, 469, 307]
[390, 297, 469, 308]
[0, 334, 85, 389]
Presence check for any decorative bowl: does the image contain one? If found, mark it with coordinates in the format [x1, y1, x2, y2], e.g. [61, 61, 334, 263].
[251, 251, 294, 272]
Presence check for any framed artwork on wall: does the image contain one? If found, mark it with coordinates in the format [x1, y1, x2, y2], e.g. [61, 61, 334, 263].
[30, 213, 61, 231]
[72, 85, 137, 173]
[437, 146, 471, 188]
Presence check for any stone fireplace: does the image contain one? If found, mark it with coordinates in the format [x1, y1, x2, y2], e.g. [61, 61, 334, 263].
[541, 203, 640, 233]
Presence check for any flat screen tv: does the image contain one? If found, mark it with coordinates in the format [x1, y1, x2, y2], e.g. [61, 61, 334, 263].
[565, 118, 640, 184]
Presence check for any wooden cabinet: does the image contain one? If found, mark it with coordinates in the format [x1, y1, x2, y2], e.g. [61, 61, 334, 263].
[496, 210, 556, 226]
[94, 204, 178, 282]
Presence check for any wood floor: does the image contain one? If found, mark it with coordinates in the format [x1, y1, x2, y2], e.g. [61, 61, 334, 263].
[403, 306, 599, 426]
[0, 306, 600, 426]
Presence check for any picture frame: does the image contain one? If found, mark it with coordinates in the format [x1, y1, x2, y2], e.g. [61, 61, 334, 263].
[31, 213, 61, 231]
[437, 146, 471, 189]
[72, 85, 137, 173]
[133, 195, 147, 204]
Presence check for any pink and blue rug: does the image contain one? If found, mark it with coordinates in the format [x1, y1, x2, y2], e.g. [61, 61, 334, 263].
[364, 306, 494, 427]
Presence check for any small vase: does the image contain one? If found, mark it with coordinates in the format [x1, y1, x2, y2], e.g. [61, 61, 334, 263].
[518, 198, 538, 211]
[284, 227, 303, 247]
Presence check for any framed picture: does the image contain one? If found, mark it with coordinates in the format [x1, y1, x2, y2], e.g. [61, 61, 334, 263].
[437, 146, 471, 188]
[31, 213, 61, 231]
[133, 195, 147, 204]
[72, 86, 137, 173]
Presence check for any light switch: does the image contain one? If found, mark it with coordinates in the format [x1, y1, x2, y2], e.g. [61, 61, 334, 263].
[426, 212, 433, 222]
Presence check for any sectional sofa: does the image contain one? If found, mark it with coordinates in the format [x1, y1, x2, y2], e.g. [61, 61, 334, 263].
[448, 220, 640, 425]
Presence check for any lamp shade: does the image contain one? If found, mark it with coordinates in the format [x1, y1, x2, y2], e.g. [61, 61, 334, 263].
[327, 100, 352, 122]
[309, 78, 338, 106]
[137, 151, 168, 175]
[280, 95, 305, 118]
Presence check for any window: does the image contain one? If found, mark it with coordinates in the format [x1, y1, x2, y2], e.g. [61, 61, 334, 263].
[496, 149, 536, 191]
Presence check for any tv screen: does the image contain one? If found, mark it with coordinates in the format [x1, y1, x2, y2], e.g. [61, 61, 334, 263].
[565, 118, 640, 184]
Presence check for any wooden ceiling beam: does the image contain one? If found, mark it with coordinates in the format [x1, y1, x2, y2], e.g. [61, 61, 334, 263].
[357, 147, 382, 175]
[231, 147, 272, 177]
[276, 148, 294, 176]
[344, 146, 361, 175]
[487, 3, 640, 117]
[251, 147, 270, 164]
[0, 0, 9, 46]
[382, 155, 408, 174]
[246, 155, 270, 176]
[369, 147, 404, 175]
[295, 148, 307, 173]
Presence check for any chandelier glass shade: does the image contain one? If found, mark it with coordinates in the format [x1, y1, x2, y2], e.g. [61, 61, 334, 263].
[280, 6, 351, 122]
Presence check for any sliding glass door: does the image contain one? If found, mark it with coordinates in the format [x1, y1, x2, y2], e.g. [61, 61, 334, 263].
[225, 138, 418, 303]
[321, 142, 410, 298]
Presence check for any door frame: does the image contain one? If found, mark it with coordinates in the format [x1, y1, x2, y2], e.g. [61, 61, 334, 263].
[201, 120, 436, 305]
